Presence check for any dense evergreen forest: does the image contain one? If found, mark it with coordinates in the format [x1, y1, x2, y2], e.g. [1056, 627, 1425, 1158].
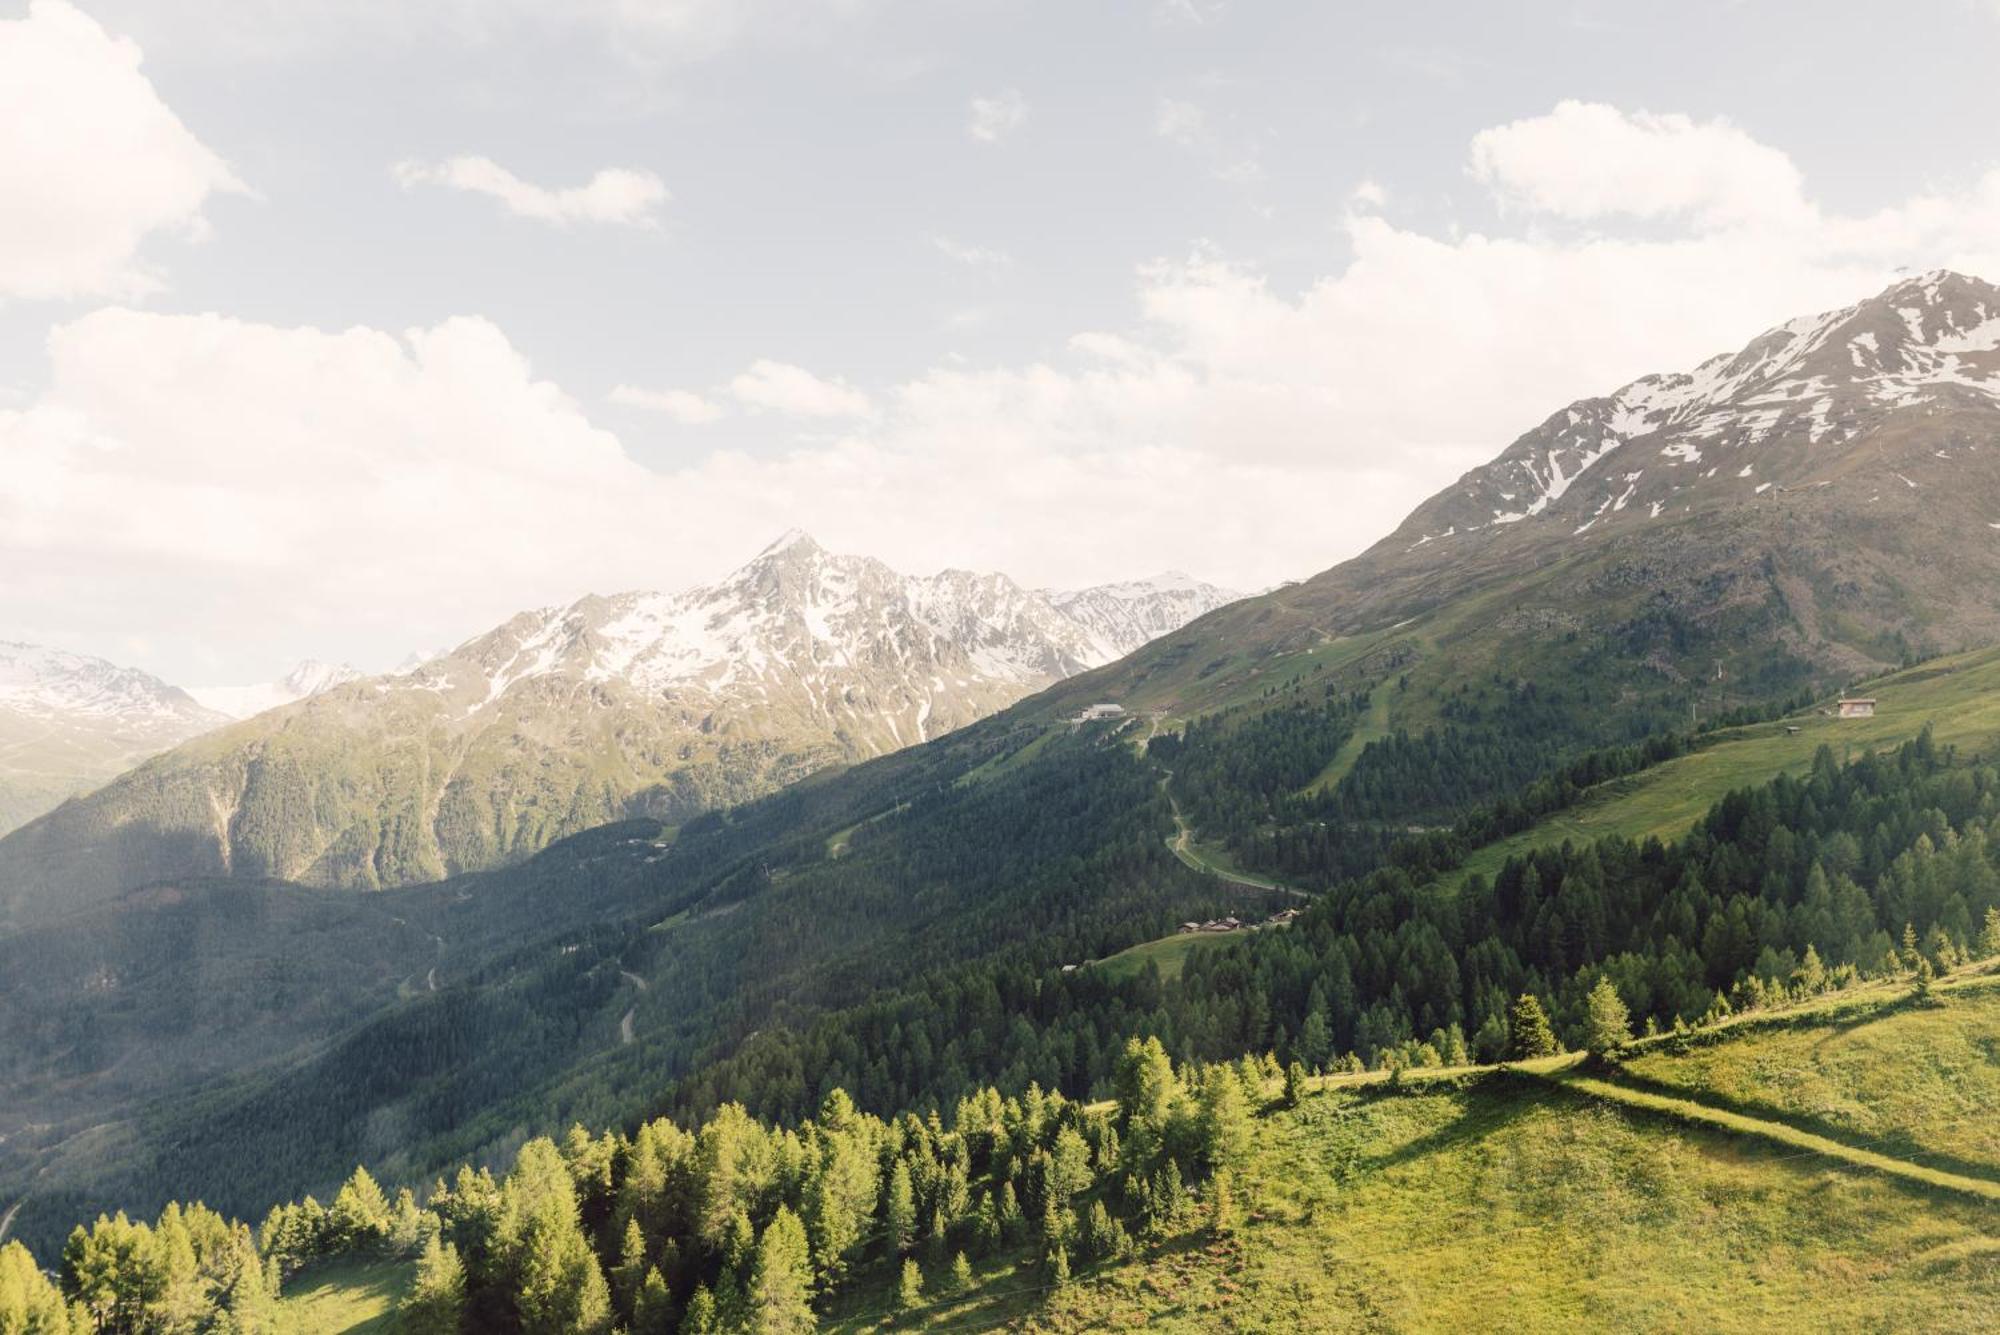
[619, 731, 2000, 1131]
[2, 1040, 1263, 1333]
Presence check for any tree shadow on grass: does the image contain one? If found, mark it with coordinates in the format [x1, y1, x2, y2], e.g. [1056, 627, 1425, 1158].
[1359, 1072, 1544, 1174]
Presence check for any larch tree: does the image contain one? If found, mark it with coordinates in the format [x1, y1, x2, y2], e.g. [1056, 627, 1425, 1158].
[1506, 993, 1560, 1060]
[1582, 977, 1632, 1055]
[747, 1205, 816, 1335]
[399, 1236, 466, 1335]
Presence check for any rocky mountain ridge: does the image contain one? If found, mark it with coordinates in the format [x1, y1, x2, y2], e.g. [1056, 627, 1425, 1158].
[0, 537, 1236, 919]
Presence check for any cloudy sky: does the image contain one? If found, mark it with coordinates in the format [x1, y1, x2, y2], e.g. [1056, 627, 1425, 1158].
[7, 0, 2000, 684]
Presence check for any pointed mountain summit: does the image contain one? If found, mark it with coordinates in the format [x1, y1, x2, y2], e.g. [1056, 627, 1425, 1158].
[0, 539, 1236, 918]
[1396, 270, 2000, 547]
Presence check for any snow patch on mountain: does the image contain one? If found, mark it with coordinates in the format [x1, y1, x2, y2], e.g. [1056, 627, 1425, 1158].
[1402, 270, 2000, 547]
[190, 659, 363, 719]
[0, 641, 220, 726]
[400, 535, 1237, 739]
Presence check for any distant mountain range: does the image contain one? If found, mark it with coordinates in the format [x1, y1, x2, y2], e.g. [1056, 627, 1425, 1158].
[188, 659, 364, 720]
[0, 534, 1236, 920]
[0, 642, 226, 837]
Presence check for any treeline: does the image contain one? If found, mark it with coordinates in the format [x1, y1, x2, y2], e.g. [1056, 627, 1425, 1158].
[3, 1041, 1261, 1332]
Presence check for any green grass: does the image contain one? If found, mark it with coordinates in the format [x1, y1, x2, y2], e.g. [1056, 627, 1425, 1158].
[277, 1256, 412, 1333]
[1620, 972, 2000, 1181]
[1452, 642, 2000, 890]
[824, 803, 909, 858]
[1093, 929, 1255, 983]
[1304, 678, 1396, 796]
[831, 968, 2000, 1332]
[1019, 1079, 1995, 1331]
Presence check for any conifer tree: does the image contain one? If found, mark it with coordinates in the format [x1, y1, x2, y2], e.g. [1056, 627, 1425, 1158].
[1, 1239, 75, 1335]
[897, 1257, 924, 1313]
[328, 1166, 390, 1251]
[1283, 1061, 1308, 1108]
[997, 1182, 1024, 1242]
[1048, 1244, 1071, 1290]
[631, 1266, 674, 1335]
[884, 1160, 917, 1256]
[681, 1284, 720, 1335]
[1197, 1065, 1252, 1169]
[1209, 1166, 1238, 1236]
[950, 1250, 973, 1296]
[399, 1236, 466, 1335]
[747, 1205, 816, 1334]
[1582, 977, 1631, 1055]
[614, 1217, 648, 1313]
[495, 1139, 612, 1335]
[1506, 993, 1560, 1059]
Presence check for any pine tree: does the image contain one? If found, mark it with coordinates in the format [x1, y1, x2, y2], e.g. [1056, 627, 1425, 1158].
[970, 1193, 1000, 1255]
[1582, 977, 1631, 1055]
[631, 1266, 674, 1335]
[1283, 1061, 1308, 1108]
[1196, 1065, 1252, 1169]
[328, 1165, 390, 1251]
[399, 1236, 465, 1335]
[1792, 944, 1827, 996]
[996, 1182, 1024, 1242]
[0, 1240, 73, 1335]
[495, 1139, 612, 1335]
[614, 1216, 648, 1312]
[1208, 1167, 1237, 1236]
[950, 1250, 973, 1296]
[681, 1284, 720, 1335]
[1047, 1244, 1071, 1290]
[884, 1160, 917, 1256]
[897, 1257, 924, 1313]
[1506, 993, 1560, 1059]
[1981, 906, 2000, 959]
[747, 1205, 816, 1335]
[1297, 1009, 1333, 1072]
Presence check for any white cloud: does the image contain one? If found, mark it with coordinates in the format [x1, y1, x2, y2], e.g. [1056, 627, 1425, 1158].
[931, 235, 1011, 267]
[967, 89, 1028, 143]
[1155, 97, 1210, 149]
[0, 1, 245, 301]
[609, 384, 724, 423]
[80, 0, 880, 65]
[393, 156, 667, 227]
[727, 359, 874, 419]
[1469, 100, 1809, 229]
[17, 103, 2000, 680]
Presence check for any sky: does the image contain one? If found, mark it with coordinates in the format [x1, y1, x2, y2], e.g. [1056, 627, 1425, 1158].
[6, 0, 2000, 685]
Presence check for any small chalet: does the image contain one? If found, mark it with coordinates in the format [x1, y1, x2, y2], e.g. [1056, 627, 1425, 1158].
[1838, 697, 1877, 719]
[1076, 702, 1126, 722]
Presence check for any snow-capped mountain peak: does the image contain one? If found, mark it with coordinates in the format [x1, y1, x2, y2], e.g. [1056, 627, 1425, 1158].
[0, 641, 218, 725]
[189, 658, 363, 719]
[0, 641, 228, 835]
[420, 537, 1238, 743]
[1396, 270, 2000, 548]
